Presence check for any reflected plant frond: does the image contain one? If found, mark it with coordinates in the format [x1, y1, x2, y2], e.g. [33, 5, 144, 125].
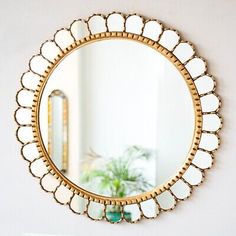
[80, 145, 154, 198]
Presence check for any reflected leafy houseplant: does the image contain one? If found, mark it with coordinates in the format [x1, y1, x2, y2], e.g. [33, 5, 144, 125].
[81, 145, 153, 222]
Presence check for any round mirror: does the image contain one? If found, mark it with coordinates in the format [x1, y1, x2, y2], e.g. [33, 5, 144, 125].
[15, 13, 221, 223]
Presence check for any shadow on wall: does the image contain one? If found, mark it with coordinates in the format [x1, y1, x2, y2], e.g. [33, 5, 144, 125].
[24, 234, 75, 236]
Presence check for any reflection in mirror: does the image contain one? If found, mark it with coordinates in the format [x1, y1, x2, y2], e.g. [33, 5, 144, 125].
[39, 39, 195, 201]
[48, 90, 68, 173]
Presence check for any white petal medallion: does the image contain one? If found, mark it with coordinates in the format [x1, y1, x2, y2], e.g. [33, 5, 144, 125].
[30, 158, 48, 178]
[140, 199, 159, 218]
[203, 113, 222, 132]
[194, 75, 216, 95]
[16, 126, 34, 144]
[21, 71, 40, 91]
[70, 20, 90, 41]
[156, 191, 176, 210]
[173, 42, 195, 63]
[143, 20, 163, 41]
[199, 133, 219, 152]
[54, 184, 74, 204]
[87, 15, 107, 34]
[70, 194, 88, 214]
[201, 93, 221, 113]
[105, 205, 123, 223]
[107, 13, 125, 32]
[123, 204, 141, 222]
[170, 179, 191, 200]
[87, 201, 105, 220]
[21, 142, 39, 162]
[125, 15, 144, 34]
[16, 89, 34, 107]
[40, 172, 61, 192]
[15, 108, 32, 126]
[185, 57, 207, 78]
[40, 40, 61, 62]
[192, 150, 213, 169]
[159, 29, 180, 51]
[29, 55, 50, 75]
[54, 29, 75, 50]
[182, 166, 203, 186]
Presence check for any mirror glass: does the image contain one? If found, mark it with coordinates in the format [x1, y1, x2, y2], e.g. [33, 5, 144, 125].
[39, 39, 195, 198]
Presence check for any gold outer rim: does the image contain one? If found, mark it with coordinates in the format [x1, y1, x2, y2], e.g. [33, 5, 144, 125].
[32, 31, 202, 205]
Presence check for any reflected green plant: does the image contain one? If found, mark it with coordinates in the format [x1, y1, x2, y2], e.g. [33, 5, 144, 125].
[81, 145, 154, 198]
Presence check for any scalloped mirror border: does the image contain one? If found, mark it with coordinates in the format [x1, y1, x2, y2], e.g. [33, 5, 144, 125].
[15, 12, 222, 223]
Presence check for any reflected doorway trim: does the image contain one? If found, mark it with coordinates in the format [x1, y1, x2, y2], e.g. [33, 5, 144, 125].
[48, 90, 68, 173]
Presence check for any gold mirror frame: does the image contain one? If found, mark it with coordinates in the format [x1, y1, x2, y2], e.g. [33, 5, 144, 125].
[15, 12, 222, 223]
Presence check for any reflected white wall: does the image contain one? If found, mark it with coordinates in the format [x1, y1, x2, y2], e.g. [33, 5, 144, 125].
[80, 40, 161, 189]
[155, 60, 195, 185]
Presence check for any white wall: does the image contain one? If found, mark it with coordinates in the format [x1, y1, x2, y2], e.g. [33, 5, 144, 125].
[0, 0, 235, 235]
